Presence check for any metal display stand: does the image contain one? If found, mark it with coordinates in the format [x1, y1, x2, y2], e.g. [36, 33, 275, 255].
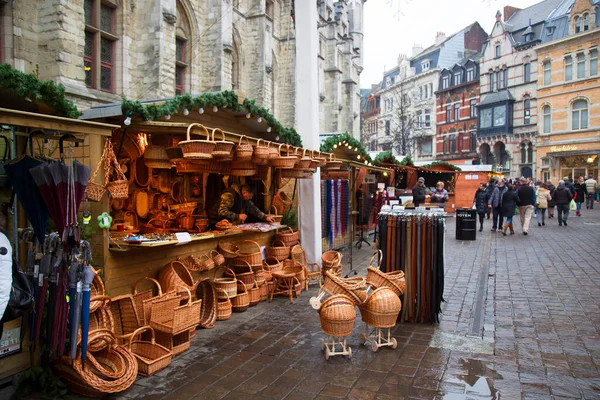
[321, 336, 352, 360]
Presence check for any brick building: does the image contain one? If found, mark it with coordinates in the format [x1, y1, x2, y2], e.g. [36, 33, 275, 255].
[435, 55, 481, 163]
[535, 0, 600, 183]
[0, 0, 364, 137]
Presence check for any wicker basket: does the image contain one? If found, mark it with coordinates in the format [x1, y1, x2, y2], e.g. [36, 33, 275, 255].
[318, 294, 357, 337]
[235, 135, 254, 161]
[271, 144, 299, 169]
[218, 241, 240, 258]
[213, 267, 237, 299]
[87, 139, 111, 202]
[106, 140, 130, 199]
[127, 326, 172, 376]
[253, 265, 266, 286]
[323, 153, 343, 170]
[194, 279, 217, 329]
[294, 148, 313, 170]
[281, 169, 313, 179]
[265, 206, 283, 224]
[113, 129, 145, 160]
[185, 254, 215, 272]
[262, 257, 282, 281]
[216, 289, 232, 321]
[248, 282, 260, 307]
[231, 280, 249, 313]
[144, 143, 172, 170]
[252, 138, 270, 165]
[322, 251, 342, 269]
[272, 191, 293, 215]
[154, 329, 191, 356]
[358, 287, 402, 328]
[150, 287, 201, 335]
[366, 266, 406, 296]
[178, 123, 215, 159]
[228, 260, 255, 288]
[90, 268, 106, 312]
[234, 240, 263, 266]
[267, 143, 279, 160]
[275, 227, 300, 248]
[209, 250, 226, 267]
[175, 159, 224, 174]
[265, 239, 289, 261]
[230, 160, 257, 176]
[109, 294, 141, 345]
[258, 282, 269, 302]
[158, 260, 195, 293]
[323, 271, 367, 306]
[212, 128, 235, 160]
[133, 277, 163, 326]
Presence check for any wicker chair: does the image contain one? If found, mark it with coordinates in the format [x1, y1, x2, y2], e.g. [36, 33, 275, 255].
[291, 245, 322, 289]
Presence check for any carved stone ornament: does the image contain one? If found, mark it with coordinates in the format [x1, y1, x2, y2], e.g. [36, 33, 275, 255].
[163, 12, 177, 25]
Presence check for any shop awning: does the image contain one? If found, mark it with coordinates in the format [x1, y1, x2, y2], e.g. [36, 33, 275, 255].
[546, 149, 600, 158]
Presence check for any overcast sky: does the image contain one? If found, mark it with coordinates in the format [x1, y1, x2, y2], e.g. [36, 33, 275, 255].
[361, 0, 543, 88]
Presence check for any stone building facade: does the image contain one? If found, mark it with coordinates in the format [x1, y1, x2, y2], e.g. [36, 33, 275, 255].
[0, 0, 364, 138]
[535, 0, 600, 182]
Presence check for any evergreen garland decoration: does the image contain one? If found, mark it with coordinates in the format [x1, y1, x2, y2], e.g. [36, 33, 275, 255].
[374, 150, 399, 165]
[420, 160, 462, 171]
[120, 91, 303, 147]
[399, 155, 414, 166]
[319, 132, 372, 163]
[0, 63, 81, 118]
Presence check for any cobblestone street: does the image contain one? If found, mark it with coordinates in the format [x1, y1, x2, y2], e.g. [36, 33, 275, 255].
[110, 208, 600, 400]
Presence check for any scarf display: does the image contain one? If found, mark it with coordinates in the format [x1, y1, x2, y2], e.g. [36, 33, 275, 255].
[321, 179, 350, 248]
[377, 211, 445, 324]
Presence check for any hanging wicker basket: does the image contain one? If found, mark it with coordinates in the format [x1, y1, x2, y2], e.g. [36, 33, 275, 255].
[323, 153, 343, 170]
[212, 128, 235, 160]
[272, 191, 293, 215]
[235, 135, 254, 161]
[318, 294, 357, 337]
[252, 138, 270, 165]
[271, 144, 299, 169]
[230, 160, 257, 176]
[178, 123, 215, 159]
[358, 287, 402, 328]
[106, 139, 130, 199]
[87, 139, 111, 202]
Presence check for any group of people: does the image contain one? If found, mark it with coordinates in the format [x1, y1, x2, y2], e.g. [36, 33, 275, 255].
[473, 174, 598, 235]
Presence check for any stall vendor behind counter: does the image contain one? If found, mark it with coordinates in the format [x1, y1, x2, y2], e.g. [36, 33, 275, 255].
[208, 184, 274, 226]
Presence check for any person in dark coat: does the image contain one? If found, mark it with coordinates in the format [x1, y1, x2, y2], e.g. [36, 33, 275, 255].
[553, 180, 573, 226]
[488, 178, 507, 232]
[473, 182, 490, 232]
[573, 176, 587, 217]
[501, 184, 520, 236]
[546, 180, 556, 218]
[485, 179, 496, 219]
[563, 176, 575, 195]
[412, 177, 427, 207]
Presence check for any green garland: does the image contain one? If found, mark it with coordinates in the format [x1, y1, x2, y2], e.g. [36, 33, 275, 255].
[121, 92, 302, 147]
[399, 155, 414, 166]
[420, 160, 462, 171]
[319, 132, 372, 163]
[374, 150, 399, 165]
[0, 64, 81, 118]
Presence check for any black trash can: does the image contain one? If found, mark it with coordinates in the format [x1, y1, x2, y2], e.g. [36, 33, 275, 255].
[456, 208, 477, 240]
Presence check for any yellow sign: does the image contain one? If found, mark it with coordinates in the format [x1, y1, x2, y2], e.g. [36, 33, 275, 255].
[550, 145, 578, 152]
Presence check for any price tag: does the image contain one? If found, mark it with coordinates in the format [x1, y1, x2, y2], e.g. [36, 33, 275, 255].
[38, 274, 44, 286]
[415, 207, 427, 212]
[33, 264, 39, 278]
[175, 232, 192, 245]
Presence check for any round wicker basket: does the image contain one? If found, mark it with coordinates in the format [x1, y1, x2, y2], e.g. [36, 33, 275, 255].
[358, 287, 402, 328]
[318, 294, 357, 337]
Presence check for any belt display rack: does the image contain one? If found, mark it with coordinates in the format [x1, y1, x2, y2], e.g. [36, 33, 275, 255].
[377, 210, 446, 324]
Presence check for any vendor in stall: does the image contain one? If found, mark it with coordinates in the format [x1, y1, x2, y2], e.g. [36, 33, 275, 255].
[208, 183, 275, 226]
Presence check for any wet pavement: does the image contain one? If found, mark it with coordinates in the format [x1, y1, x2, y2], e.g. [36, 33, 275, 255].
[104, 208, 599, 399]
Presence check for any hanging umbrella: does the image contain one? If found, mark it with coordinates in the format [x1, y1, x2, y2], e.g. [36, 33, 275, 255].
[55, 258, 70, 356]
[80, 241, 94, 367]
[4, 133, 48, 244]
[32, 234, 52, 350]
[45, 233, 62, 355]
[68, 248, 82, 361]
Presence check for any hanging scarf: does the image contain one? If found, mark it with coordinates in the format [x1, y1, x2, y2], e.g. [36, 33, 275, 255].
[327, 180, 333, 247]
[340, 180, 346, 234]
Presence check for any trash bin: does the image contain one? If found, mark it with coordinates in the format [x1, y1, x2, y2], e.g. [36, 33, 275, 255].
[456, 208, 476, 240]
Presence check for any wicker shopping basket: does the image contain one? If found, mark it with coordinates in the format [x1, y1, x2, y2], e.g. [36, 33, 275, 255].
[270, 144, 299, 169]
[178, 123, 215, 159]
[212, 128, 235, 160]
[252, 138, 270, 165]
[235, 135, 254, 161]
[275, 227, 300, 248]
[233, 240, 263, 266]
[265, 239, 289, 261]
[358, 287, 402, 328]
[133, 277, 163, 326]
[216, 289, 232, 321]
[231, 280, 249, 313]
[127, 326, 172, 376]
[262, 257, 282, 281]
[228, 260, 255, 288]
[213, 267, 238, 299]
[318, 294, 357, 337]
[150, 287, 201, 335]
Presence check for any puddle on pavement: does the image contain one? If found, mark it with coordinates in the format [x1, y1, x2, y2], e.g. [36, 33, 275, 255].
[443, 359, 502, 399]
[429, 331, 494, 354]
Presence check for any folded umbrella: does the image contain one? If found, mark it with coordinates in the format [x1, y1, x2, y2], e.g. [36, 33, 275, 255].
[80, 241, 94, 367]
[68, 253, 82, 361]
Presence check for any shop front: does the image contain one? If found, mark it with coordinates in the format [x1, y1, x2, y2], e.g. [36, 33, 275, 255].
[538, 143, 600, 183]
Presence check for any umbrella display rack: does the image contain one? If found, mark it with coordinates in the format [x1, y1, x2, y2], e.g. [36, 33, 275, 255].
[359, 325, 397, 353]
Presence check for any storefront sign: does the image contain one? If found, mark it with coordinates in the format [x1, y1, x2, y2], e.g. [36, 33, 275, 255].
[551, 145, 578, 152]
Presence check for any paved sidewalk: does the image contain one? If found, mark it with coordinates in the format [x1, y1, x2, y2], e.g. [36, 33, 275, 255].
[103, 208, 600, 399]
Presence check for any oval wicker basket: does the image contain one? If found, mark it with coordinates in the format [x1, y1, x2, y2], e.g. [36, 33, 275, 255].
[230, 160, 257, 176]
[294, 148, 313, 170]
[231, 280, 249, 313]
[213, 267, 237, 299]
[323, 153, 343, 170]
[218, 241, 240, 258]
[227, 260, 255, 288]
[194, 278, 217, 329]
[323, 270, 367, 306]
[158, 261, 195, 293]
[212, 128, 235, 160]
[235, 135, 254, 161]
[358, 287, 402, 328]
[265, 239, 289, 261]
[262, 257, 282, 281]
[234, 240, 263, 266]
[366, 266, 406, 296]
[178, 123, 215, 160]
[209, 250, 226, 267]
[216, 289, 232, 321]
[275, 227, 300, 248]
[271, 144, 299, 169]
[318, 294, 357, 337]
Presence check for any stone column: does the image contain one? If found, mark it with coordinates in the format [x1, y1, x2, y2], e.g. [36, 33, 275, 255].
[295, 0, 322, 264]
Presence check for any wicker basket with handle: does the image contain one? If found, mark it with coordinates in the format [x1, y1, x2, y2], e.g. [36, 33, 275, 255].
[318, 294, 357, 337]
[262, 257, 282, 281]
[228, 260, 255, 288]
[108, 294, 141, 345]
[253, 264, 266, 286]
[233, 240, 263, 266]
[265, 206, 283, 224]
[358, 287, 402, 328]
[209, 250, 226, 267]
[270, 144, 299, 169]
[293, 148, 313, 170]
[194, 278, 217, 329]
[213, 267, 237, 299]
[154, 329, 191, 356]
[248, 281, 260, 307]
[231, 280, 249, 313]
[272, 191, 293, 215]
[178, 123, 215, 159]
[212, 128, 235, 160]
[252, 138, 270, 165]
[323, 153, 343, 170]
[87, 138, 110, 201]
[218, 241, 240, 258]
[259, 281, 269, 302]
[105, 139, 130, 199]
[323, 270, 367, 306]
[127, 326, 172, 377]
[216, 289, 232, 321]
[235, 135, 254, 161]
[366, 266, 406, 296]
[150, 287, 201, 335]
[133, 277, 163, 326]
[275, 227, 300, 247]
[266, 141, 279, 160]
[265, 239, 289, 261]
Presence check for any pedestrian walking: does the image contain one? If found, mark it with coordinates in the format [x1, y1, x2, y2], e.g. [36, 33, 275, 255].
[573, 176, 587, 217]
[412, 177, 427, 207]
[553, 180, 573, 227]
[584, 174, 598, 209]
[485, 179, 496, 219]
[516, 177, 535, 235]
[488, 178, 507, 232]
[536, 183, 552, 226]
[473, 182, 490, 232]
[430, 181, 449, 210]
[501, 184, 520, 236]
[547, 180, 556, 218]
[563, 176, 575, 195]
